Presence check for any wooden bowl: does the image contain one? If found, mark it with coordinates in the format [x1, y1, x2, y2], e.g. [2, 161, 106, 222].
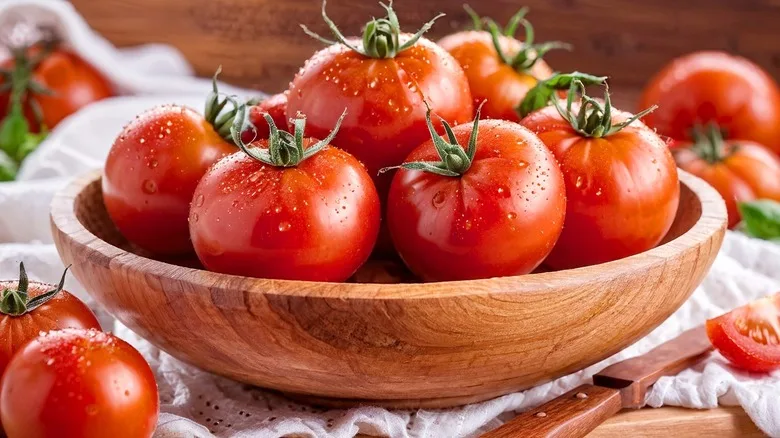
[51, 170, 726, 408]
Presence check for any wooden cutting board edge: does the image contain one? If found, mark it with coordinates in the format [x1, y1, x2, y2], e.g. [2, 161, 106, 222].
[349, 406, 765, 437]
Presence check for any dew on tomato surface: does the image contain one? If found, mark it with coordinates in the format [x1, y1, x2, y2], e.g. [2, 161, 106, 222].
[195, 194, 205, 207]
[86, 404, 99, 416]
[148, 159, 158, 169]
[139, 138, 145, 144]
[274, 206, 282, 213]
[142, 180, 157, 194]
[432, 191, 446, 208]
[518, 161, 528, 168]
[507, 212, 517, 220]
[596, 188, 603, 196]
[278, 222, 291, 232]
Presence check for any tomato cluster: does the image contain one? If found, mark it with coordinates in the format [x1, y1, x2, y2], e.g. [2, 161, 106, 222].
[640, 51, 780, 227]
[101, 2, 684, 283]
[1, 38, 112, 180]
[0, 264, 159, 438]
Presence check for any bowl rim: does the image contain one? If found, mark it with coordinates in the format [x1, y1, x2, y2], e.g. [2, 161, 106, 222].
[51, 170, 727, 300]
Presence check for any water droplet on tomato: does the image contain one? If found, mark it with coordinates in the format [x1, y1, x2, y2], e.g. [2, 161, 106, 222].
[124, 390, 131, 397]
[496, 186, 509, 196]
[148, 159, 158, 169]
[274, 206, 282, 213]
[596, 188, 603, 196]
[278, 222, 291, 232]
[191, 213, 199, 223]
[369, 79, 378, 89]
[432, 191, 446, 208]
[464, 220, 473, 230]
[249, 172, 261, 183]
[575, 176, 583, 188]
[86, 405, 99, 416]
[142, 180, 157, 194]
[195, 194, 205, 207]
[139, 138, 145, 144]
[507, 212, 517, 220]
[518, 161, 528, 168]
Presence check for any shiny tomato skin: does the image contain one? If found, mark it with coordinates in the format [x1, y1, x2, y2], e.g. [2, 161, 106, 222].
[521, 105, 680, 269]
[706, 294, 780, 372]
[243, 92, 289, 143]
[286, 36, 473, 199]
[439, 31, 553, 123]
[103, 105, 235, 255]
[0, 49, 113, 131]
[0, 281, 100, 375]
[189, 144, 381, 282]
[0, 328, 159, 438]
[639, 51, 780, 155]
[675, 141, 780, 228]
[387, 120, 566, 281]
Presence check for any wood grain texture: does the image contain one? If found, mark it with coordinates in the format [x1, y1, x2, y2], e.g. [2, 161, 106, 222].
[487, 326, 714, 437]
[50, 170, 726, 408]
[69, 0, 780, 97]
[593, 325, 713, 408]
[482, 385, 623, 438]
[588, 407, 765, 438]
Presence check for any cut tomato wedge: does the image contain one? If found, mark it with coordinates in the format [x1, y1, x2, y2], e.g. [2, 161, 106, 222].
[706, 293, 780, 372]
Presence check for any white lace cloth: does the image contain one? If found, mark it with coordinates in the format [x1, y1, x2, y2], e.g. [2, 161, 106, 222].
[2, 1, 780, 437]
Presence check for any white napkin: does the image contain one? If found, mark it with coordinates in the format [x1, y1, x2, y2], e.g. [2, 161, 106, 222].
[2, 1, 780, 437]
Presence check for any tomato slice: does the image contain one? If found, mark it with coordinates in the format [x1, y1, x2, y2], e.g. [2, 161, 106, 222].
[706, 294, 780, 372]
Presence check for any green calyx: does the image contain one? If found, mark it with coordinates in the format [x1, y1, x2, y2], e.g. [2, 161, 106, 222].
[464, 4, 528, 36]
[230, 100, 347, 167]
[552, 79, 656, 138]
[479, 8, 571, 74]
[384, 102, 484, 177]
[517, 71, 606, 118]
[203, 66, 259, 142]
[689, 124, 734, 164]
[0, 38, 58, 176]
[301, 0, 444, 59]
[0, 262, 69, 317]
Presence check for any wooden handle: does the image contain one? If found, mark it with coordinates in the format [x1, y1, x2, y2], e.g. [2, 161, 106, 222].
[593, 325, 713, 408]
[481, 384, 623, 438]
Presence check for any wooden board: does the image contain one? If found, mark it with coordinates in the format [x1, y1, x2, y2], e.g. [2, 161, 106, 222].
[350, 407, 764, 437]
[589, 406, 764, 438]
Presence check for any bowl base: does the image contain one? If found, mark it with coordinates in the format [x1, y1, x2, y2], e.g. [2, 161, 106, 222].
[281, 390, 506, 409]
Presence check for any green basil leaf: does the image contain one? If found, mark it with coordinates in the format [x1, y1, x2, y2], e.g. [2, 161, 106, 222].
[739, 200, 780, 241]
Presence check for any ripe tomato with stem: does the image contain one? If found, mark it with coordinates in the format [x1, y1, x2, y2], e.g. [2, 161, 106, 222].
[386, 103, 566, 281]
[287, 1, 474, 202]
[520, 78, 680, 269]
[103, 70, 238, 256]
[0, 263, 100, 377]
[674, 125, 780, 228]
[438, 6, 570, 122]
[189, 105, 381, 282]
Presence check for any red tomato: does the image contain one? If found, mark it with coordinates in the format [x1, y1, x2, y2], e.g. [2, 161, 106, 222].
[706, 293, 780, 372]
[639, 51, 780, 155]
[438, 8, 566, 122]
[387, 109, 566, 281]
[674, 128, 780, 228]
[0, 47, 113, 131]
[243, 92, 289, 143]
[190, 112, 380, 282]
[0, 328, 158, 438]
[0, 263, 100, 376]
[287, 5, 473, 201]
[103, 104, 235, 255]
[521, 88, 680, 269]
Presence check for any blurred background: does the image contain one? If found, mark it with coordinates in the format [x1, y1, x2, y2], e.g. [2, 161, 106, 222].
[68, 0, 780, 106]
